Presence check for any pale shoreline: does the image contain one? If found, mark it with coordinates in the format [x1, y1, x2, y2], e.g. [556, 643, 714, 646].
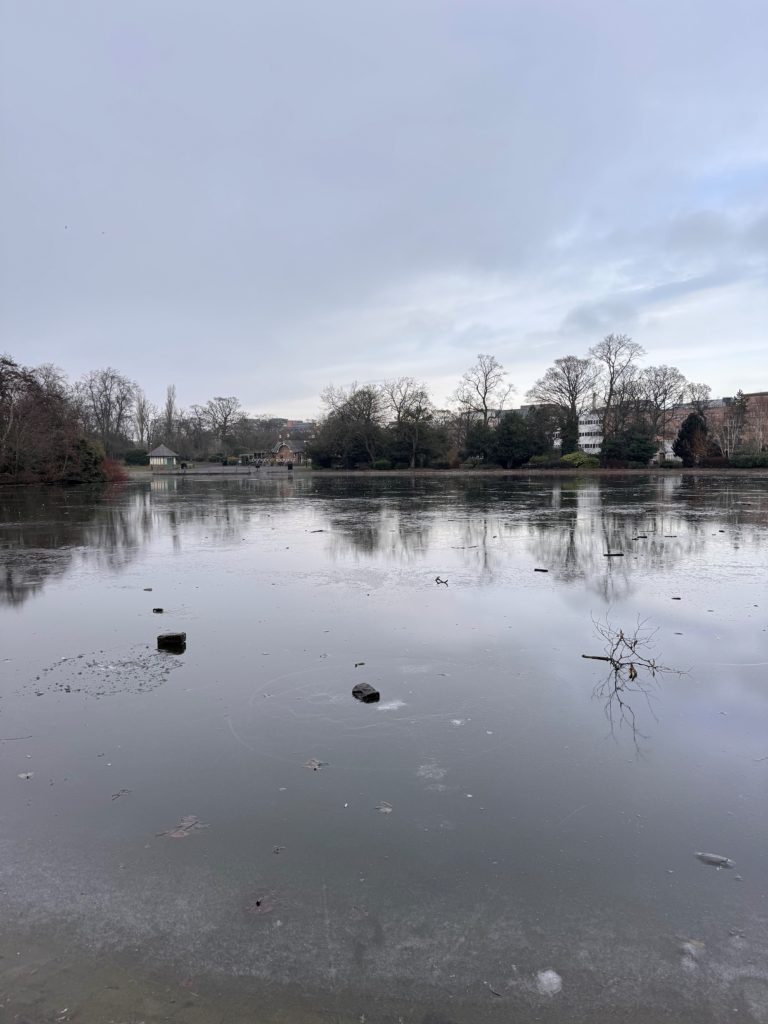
[127, 465, 768, 480]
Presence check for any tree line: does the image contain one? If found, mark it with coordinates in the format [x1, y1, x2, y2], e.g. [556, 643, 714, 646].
[2, 337, 766, 482]
[307, 339, 758, 469]
[1, 356, 106, 483]
[0, 354, 296, 482]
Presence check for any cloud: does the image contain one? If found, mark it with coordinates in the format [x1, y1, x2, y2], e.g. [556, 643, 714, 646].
[1, 0, 766, 414]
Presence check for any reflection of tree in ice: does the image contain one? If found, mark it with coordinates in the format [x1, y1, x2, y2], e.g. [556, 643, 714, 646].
[451, 513, 510, 579]
[671, 474, 768, 524]
[0, 478, 298, 605]
[324, 499, 431, 562]
[526, 503, 706, 602]
[583, 616, 683, 749]
[0, 484, 143, 606]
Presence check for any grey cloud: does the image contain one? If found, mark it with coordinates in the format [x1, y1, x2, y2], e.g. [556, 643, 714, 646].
[745, 213, 768, 252]
[560, 299, 639, 337]
[559, 270, 748, 340]
[1, 0, 767, 412]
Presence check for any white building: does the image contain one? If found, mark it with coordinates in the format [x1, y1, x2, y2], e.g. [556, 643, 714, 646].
[577, 413, 603, 453]
[550, 411, 603, 453]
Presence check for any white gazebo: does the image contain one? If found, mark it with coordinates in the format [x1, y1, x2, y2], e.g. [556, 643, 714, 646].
[149, 444, 179, 471]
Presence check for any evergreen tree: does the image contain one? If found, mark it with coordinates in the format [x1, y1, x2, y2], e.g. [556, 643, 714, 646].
[601, 430, 657, 465]
[673, 413, 709, 467]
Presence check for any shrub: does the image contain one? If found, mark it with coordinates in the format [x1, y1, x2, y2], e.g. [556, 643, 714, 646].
[527, 454, 562, 468]
[372, 459, 392, 470]
[428, 458, 451, 470]
[102, 457, 128, 482]
[124, 448, 149, 466]
[729, 452, 768, 468]
[600, 431, 657, 465]
[560, 451, 600, 468]
[43, 437, 106, 483]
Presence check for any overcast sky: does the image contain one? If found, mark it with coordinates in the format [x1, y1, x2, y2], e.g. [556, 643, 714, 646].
[2, 1, 766, 418]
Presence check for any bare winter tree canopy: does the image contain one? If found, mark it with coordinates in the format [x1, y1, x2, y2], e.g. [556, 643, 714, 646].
[1, 355, 106, 482]
[381, 377, 434, 468]
[318, 382, 388, 465]
[204, 396, 243, 445]
[588, 334, 646, 435]
[687, 382, 712, 415]
[453, 354, 513, 427]
[322, 383, 386, 428]
[74, 368, 137, 454]
[526, 356, 600, 418]
[710, 390, 749, 458]
[381, 377, 431, 426]
[163, 385, 178, 441]
[639, 365, 688, 436]
[132, 390, 156, 449]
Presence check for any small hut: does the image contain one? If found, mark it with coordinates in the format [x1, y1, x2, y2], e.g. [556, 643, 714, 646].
[149, 444, 179, 471]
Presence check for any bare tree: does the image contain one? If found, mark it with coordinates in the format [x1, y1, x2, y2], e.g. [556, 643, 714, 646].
[1, 355, 103, 482]
[163, 384, 177, 442]
[34, 363, 68, 398]
[639, 364, 687, 441]
[744, 395, 768, 452]
[588, 334, 645, 438]
[382, 377, 434, 468]
[527, 355, 599, 452]
[452, 354, 513, 427]
[183, 404, 210, 454]
[611, 365, 646, 434]
[321, 382, 386, 464]
[686, 382, 712, 417]
[527, 356, 599, 415]
[0, 355, 35, 467]
[205, 395, 243, 448]
[382, 377, 429, 424]
[75, 367, 137, 453]
[711, 391, 749, 458]
[133, 390, 157, 448]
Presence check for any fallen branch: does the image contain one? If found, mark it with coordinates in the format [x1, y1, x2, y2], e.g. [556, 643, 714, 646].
[585, 615, 685, 750]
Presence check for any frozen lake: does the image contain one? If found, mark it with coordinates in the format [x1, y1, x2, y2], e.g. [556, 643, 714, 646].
[1, 472, 767, 1022]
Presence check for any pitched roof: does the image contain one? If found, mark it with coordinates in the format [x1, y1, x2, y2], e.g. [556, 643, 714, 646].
[272, 439, 306, 454]
[149, 444, 178, 457]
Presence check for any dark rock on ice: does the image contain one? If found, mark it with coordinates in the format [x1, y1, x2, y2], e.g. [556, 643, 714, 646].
[352, 683, 380, 703]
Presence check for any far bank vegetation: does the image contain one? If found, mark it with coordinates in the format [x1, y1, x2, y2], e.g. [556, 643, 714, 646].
[2, 338, 766, 484]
